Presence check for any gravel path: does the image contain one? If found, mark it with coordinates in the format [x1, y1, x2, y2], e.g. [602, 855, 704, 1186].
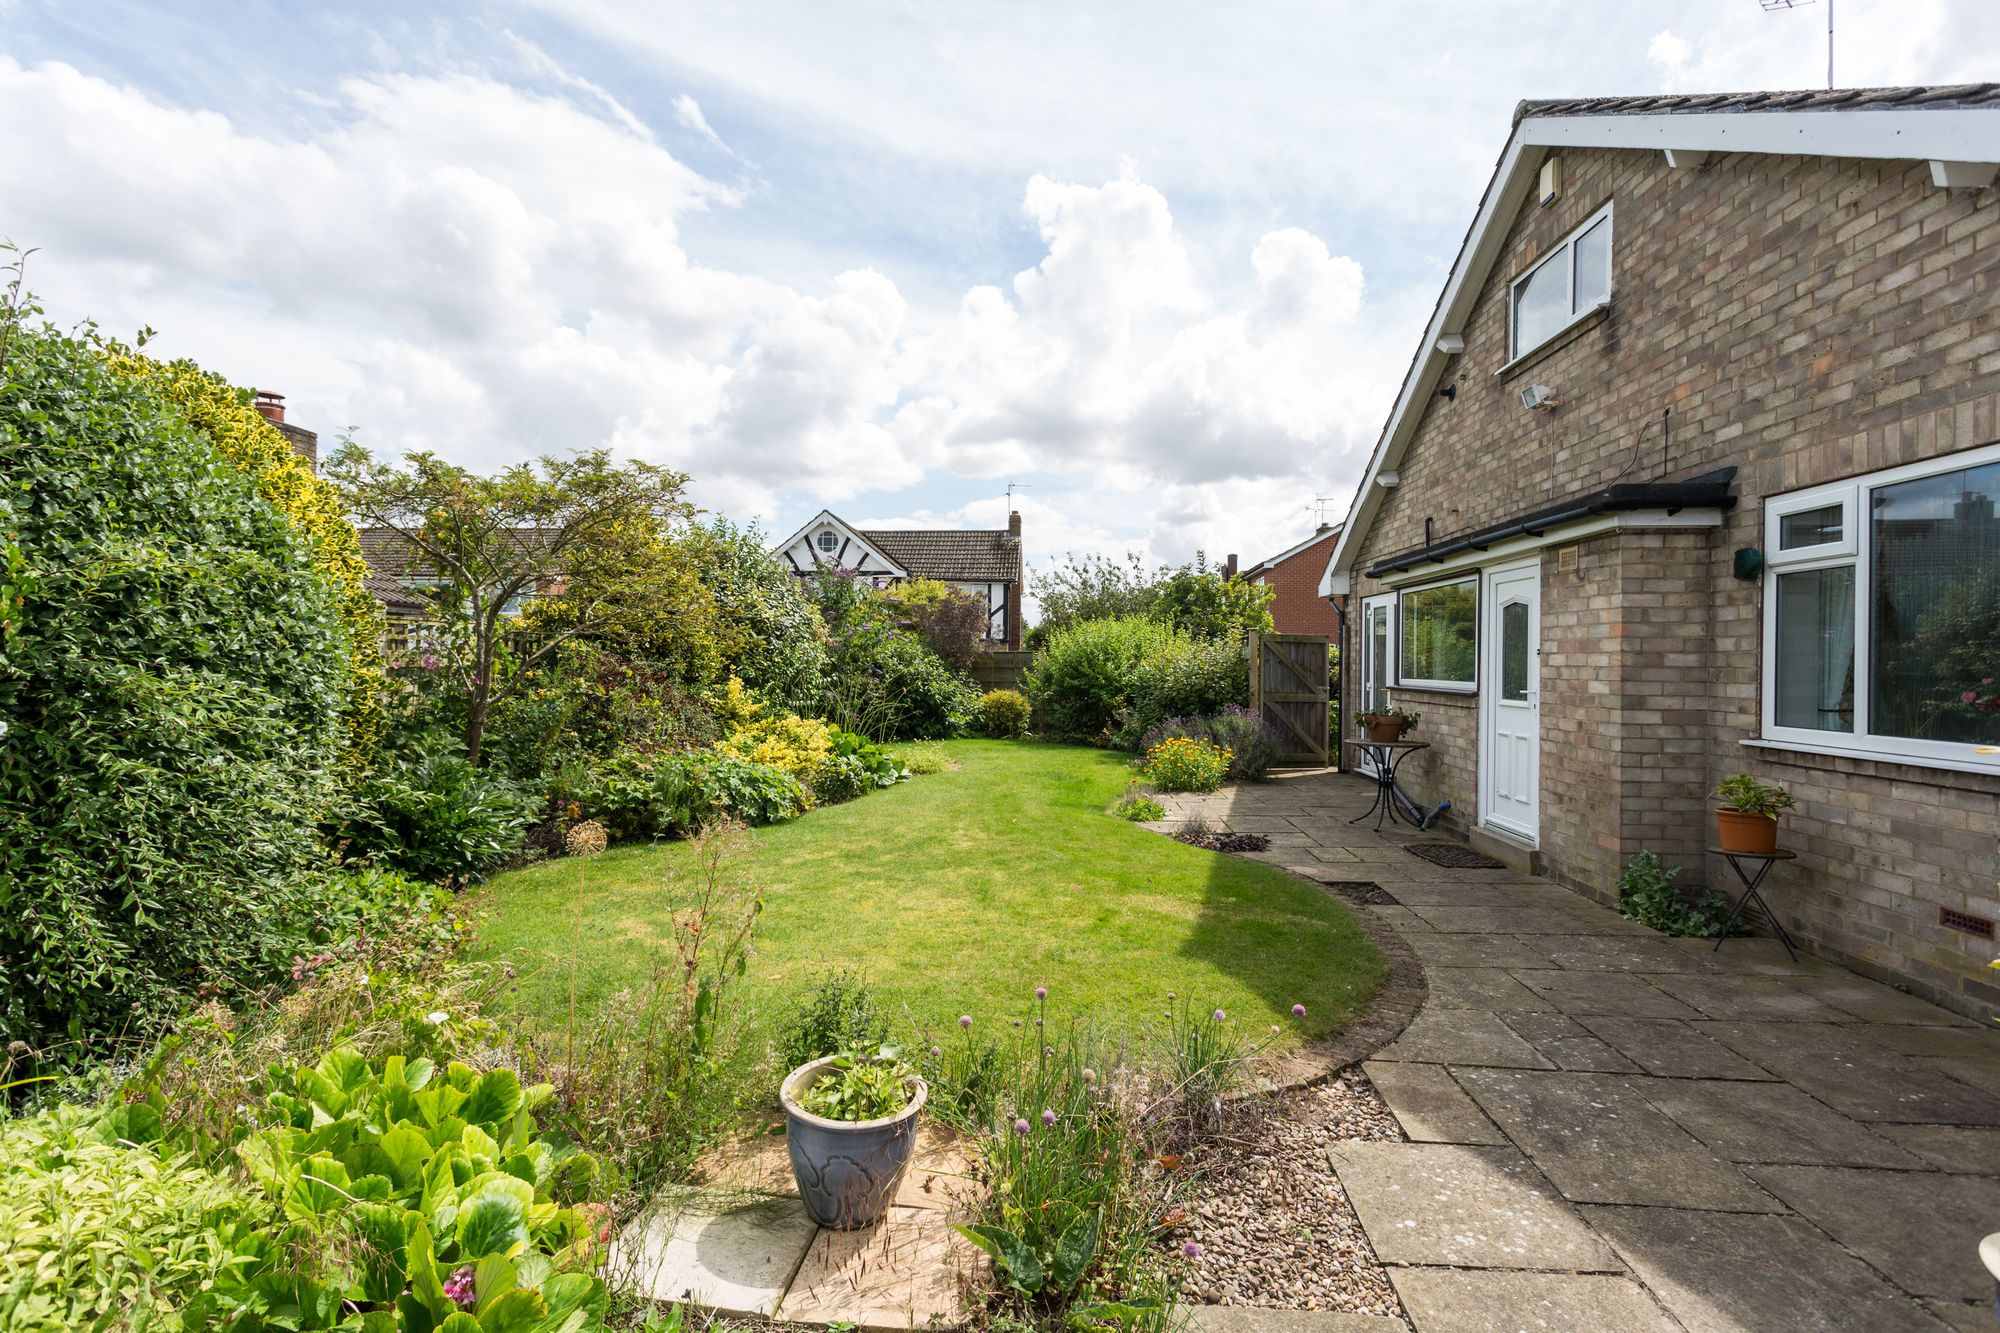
[1175, 1069, 1407, 1318]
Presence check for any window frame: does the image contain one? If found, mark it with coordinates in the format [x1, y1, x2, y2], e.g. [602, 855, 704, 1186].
[816, 529, 839, 553]
[1505, 202, 1614, 365]
[1396, 575, 1480, 693]
[1759, 442, 2000, 769]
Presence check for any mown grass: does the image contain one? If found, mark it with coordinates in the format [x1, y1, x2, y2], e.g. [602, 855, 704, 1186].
[468, 740, 1384, 1059]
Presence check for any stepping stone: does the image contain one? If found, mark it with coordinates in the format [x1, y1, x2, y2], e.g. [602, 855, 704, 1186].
[1498, 1012, 1641, 1072]
[1454, 1068, 1778, 1211]
[1388, 1269, 1677, 1333]
[1577, 1016, 1778, 1080]
[1585, 1204, 1955, 1332]
[1403, 932, 1553, 970]
[1323, 1141, 1615, 1270]
[1372, 1010, 1555, 1069]
[1532, 935, 1723, 973]
[1505, 969, 1702, 1019]
[614, 1193, 816, 1318]
[1187, 1307, 1410, 1333]
[1699, 1022, 2000, 1124]
[777, 1204, 974, 1329]
[1634, 1078, 1929, 1168]
[1643, 972, 1852, 1022]
[896, 1126, 981, 1212]
[1424, 967, 1557, 1012]
[1362, 1061, 1506, 1145]
[1876, 1124, 2000, 1174]
[1772, 975, 1981, 1026]
[1750, 1165, 2000, 1301]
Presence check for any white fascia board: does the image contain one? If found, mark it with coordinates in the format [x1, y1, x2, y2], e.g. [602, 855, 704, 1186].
[1520, 108, 2000, 167]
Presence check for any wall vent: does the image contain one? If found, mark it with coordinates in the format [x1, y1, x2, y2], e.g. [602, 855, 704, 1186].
[1939, 906, 1996, 940]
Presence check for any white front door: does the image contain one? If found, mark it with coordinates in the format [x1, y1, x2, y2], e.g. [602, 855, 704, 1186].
[1479, 560, 1540, 842]
[1358, 594, 1396, 775]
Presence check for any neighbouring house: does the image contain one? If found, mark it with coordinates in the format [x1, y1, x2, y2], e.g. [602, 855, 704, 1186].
[774, 508, 1025, 650]
[355, 527, 561, 626]
[1241, 523, 1345, 638]
[1318, 84, 2000, 1019]
[252, 389, 317, 468]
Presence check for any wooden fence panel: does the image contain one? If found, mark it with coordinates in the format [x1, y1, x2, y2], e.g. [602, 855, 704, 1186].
[1248, 631, 1331, 766]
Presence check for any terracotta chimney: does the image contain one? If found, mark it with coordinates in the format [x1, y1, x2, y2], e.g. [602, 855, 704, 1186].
[1008, 510, 1022, 537]
[1225, 553, 1238, 579]
[253, 390, 286, 423]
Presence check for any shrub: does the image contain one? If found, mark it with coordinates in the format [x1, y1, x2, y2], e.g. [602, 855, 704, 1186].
[1152, 557, 1274, 642]
[1141, 737, 1232, 793]
[867, 632, 981, 740]
[687, 520, 829, 714]
[1617, 850, 1744, 939]
[1119, 634, 1250, 748]
[1112, 792, 1167, 821]
[895, 741, 958, 775]
[336, 745, 536, 886]
[1023, 617, 1180, 742]
[484, 642, 720, 783]
[584, 750, 808, 840]
[777, 971, 889, 1073]
[978, 688, 1034, 739]
[879, 578, 990, 672]
[719, 710, 837, 780]
[1, 318, 350, 1054]
[1204, 706, 1283, 781]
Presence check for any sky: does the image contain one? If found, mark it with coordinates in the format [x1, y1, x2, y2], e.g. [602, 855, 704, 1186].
[3, 1, 1996, 605]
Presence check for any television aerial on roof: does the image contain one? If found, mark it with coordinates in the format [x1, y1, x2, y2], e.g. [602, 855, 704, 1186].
[1757, 0, 1834, 91]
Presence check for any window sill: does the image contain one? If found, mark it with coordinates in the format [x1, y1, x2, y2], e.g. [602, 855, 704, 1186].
[1742, 737, 2000, 786]
[1497, 300, 1611, 380]
[1392, 683, 1478, 700]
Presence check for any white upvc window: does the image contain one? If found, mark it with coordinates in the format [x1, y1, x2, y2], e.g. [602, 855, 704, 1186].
[1760, 441, 2000, 769]
[1507, 202, 1613, 363]
[1398, 576, 1479, 692]
[816, 529, 839, 553]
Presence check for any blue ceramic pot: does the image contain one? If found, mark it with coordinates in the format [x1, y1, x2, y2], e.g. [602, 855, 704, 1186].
[780, 1056, 926, 1230]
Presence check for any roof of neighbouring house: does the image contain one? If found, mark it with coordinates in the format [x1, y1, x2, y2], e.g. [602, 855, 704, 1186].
[1242, 524, 1344, 580]
[857, 528, 1021, 582]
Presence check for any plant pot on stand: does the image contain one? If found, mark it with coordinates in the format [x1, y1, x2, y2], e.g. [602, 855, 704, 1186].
[1711, 773, 1796, 856]
[780, 1055, 926, 1230]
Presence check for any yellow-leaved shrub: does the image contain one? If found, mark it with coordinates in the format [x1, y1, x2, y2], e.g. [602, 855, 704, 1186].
[716, 712, 837, 797]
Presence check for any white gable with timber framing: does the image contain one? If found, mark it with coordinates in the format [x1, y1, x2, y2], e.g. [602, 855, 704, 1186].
[775, 510, 909, 581]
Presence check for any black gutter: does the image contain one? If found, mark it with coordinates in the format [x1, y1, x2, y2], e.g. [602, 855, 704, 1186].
[1364, 466, 1738, 579]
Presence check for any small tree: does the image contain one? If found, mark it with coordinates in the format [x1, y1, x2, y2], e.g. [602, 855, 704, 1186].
[877, 578, 988, 671]
[1153, 555, 1275, 642]
[325, 444, 694, 763]
[1031, 551, 1166, 645]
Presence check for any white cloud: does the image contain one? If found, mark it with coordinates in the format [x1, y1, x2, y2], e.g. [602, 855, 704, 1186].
[1647, 30, 1692, 76]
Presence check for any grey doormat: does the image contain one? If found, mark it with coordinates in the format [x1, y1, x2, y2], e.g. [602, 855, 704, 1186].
[1407, 842, 1506, 869]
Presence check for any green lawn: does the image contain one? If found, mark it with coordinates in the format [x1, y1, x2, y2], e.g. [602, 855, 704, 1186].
[467, 741, 1385, 1057]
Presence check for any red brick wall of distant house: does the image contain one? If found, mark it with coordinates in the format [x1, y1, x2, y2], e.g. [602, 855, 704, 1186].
[1252, 530, 1343, 638]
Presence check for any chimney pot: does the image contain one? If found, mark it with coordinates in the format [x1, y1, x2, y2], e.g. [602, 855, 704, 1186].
[1008, 510, 1022, 537]
[253, 390, 286, 423]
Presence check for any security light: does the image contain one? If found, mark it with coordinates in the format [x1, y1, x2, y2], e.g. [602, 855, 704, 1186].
[1520, 384, 1560, 410]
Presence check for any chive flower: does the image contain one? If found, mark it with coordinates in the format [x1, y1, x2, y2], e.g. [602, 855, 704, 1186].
[1013, 1117, 1030, 1135]
[1293, 1003, 1307, 1017]
[1041, 1108, 1057, 1126]
[959, 1015, 972, 1029]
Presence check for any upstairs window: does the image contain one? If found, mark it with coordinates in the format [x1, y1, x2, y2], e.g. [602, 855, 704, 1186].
[1763, 442, 2000, 767]
[1509, 203, 1613, 362]
[816, 529, 839, 553]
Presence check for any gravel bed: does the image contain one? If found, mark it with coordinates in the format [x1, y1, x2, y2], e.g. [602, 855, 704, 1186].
[1172, 1069, 1406, 1317]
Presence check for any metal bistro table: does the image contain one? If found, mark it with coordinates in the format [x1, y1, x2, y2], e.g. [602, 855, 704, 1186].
[1709, 846, 1801, 961]
[1351, 740, 1431, 832]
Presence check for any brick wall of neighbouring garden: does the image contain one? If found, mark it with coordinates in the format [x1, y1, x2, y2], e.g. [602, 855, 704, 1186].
[1341, 143, 2000, 1019]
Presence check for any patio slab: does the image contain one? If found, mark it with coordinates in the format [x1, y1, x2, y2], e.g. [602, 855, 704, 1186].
[1875, 1123, 2000, 1174]
[1530, 934, 1724, 973]
[1749, 1164, 2000, 1301]
[776, 1205, 974, 1329]
[1388, 1268, 1679, 1333]
[1505, 969, 1702, 1019]
[1401, 932, 1554, 970]
[1187, 1308, 1410, 1333]
[1361, 1061, 1507, 1145]
[1633, 1078, 1930, 1168]
[1699, 1021, 2000, 1124]
[615, 1193, 817, 1317]
[1643, 971, 1854, 1022]
[1323, 1141, 1617, 1270]
[1423, 966, 1557, 1012]
[1371, 1009, 1555, 1069]
[1497, 1012, 1642, 1073]
[1575, 1016, 1778, 1080]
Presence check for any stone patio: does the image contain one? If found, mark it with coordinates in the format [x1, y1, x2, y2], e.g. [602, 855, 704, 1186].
[1159, 769, 2000, 1333]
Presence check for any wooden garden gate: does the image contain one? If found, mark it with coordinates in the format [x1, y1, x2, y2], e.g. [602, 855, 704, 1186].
[1248, 632, 1332, 766]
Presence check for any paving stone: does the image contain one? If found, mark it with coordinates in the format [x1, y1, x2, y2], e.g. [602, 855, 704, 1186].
[1362, 1060, 1506, 1145]
[1402, 932, 1554, 970]
[1750, 1164, 2000, 1301]
[1389, 1269, 1677, 1333]
[1585, 1204, 1955, 1332]
[1407, 906, 1650, 935]
[1498, 1012, 1642, 1072]
[1850, 1023, 2000, 1060]
[615, 1193, 817, 1317]
[1774, 975, 1983, 1026]
[1304, 845, 1363, 862]
[1382, 881, 1580, 908]
[1700, 1022, 2000, 1124]
[1505, 969, 1702, 1019]
[1876, 1123, 2000, 1174]
[1576, 1016, 1778, 1080]
[777, 1204, 974, 1329]
[894, 1126, 981, 1212]
[1643, 971, 1854, 1022]
[1455, 1068, 1778, 1211]
[1926, 1298, 2000, 1332]
[1635, 1078, 1930, 1168]
[1187, 1306, 1410, 1333]
[1323, 1141, 1615, 1270]
[1917, 1056, 2000, 1101]
[1361, 905, 1436, 933]
[1669, 935, 1848, 976]
[1424, 966, 1558, 1012]
[1371, 1010, 1555, 1069]
[1532, 934, 1724, 973]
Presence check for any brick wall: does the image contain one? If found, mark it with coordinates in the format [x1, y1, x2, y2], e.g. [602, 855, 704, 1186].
[1251, 529, 1343, 637]
[1340, 143, 2000, 1017]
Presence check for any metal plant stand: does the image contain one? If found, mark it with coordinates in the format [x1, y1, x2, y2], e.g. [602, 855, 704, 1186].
[1351, 740, 1431, 832]
[1709, 846, 1800, 961]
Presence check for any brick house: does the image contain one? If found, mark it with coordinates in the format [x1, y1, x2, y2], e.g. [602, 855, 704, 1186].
[1241, 523, 1345, 637]
[1318, 85, 2000, 1019]
[774, 509, 1025, 649]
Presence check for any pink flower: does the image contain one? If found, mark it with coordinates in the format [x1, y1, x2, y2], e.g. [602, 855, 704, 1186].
[1213, 1009, 1227, 1022]
[959, 1015, 972, 1029]
[1041, 1108, 1057, 1126]
[1013, 1118, 1030, 1135]
[1035, 985, 1048, 1000]
[1963, 691, 1979, 704]
[419, 653, 439, 671]
[443, 1265, 476, 1311]
[1183, 1242, 1202, 1259]
[1292, 1003, 1307, 1017]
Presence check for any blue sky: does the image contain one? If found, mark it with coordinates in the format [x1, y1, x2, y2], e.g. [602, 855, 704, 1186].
[4, 1, 1996, 593]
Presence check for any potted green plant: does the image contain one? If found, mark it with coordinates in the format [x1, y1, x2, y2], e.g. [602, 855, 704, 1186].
[1357, 707, 1421, 743]
[781, 1044, 925, 1229]
[1711, 773, 1796, 855]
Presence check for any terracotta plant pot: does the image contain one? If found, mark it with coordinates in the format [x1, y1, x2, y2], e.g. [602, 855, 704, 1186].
[780, 1056, 926, 1230]
[1366, 718, 1406, 743]
[1715, 808, 1779, 855]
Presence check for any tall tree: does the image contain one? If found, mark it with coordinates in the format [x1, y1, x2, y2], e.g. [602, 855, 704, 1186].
[325, 445, 693, 763]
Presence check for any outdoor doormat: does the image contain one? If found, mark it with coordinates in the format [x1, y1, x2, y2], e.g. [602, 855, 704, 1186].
[1323, 880, 1398, 906]
[1176, 829, 1271, 853]
[1407, 842, 1506, 869]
